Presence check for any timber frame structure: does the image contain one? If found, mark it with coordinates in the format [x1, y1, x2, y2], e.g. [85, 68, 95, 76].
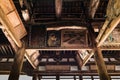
[0, 0, 120, 80]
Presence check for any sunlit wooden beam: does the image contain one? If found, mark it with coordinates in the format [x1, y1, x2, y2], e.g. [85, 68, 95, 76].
[0, 0, 27, 47]
[0, 7, 22, 47]
[96, 0, 120, 45]
[97, 15, 120, 47]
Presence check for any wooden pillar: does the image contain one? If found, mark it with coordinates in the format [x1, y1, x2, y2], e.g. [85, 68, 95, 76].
[74, 76, 76, 80]
[81, 2, 110, 80]
[38, 76, 42, 80]
[8, 43, 25, 80]
[55, 0, 62, 19]
[56, 75, 59, 80]
[94, 47, 110, 80]
[79, 76, 82, 80]
[32, 74, 38, 80]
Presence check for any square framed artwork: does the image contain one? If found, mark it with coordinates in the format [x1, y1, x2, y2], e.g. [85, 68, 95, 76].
[61, 29, 88, 47]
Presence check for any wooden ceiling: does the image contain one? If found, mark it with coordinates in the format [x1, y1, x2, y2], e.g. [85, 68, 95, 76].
[0, 0, 120, 79]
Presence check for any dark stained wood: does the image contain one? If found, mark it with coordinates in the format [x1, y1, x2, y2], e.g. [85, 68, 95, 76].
[8, 43, 25, 80]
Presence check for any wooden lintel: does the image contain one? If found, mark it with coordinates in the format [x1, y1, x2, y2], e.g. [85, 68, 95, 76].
[8, 43, 25, 80]
[88, 0, 100, 19]
[55, 0, 62, 19]
[94, 47, 110, 80]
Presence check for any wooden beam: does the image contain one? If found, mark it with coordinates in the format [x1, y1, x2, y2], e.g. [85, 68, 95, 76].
[32, 74, 38, 80]
[88, 0, 100, 19]
[8, 43, 25, 80]
[0, 0, 27, 47]
[34, 70, 120, 76]
[96, 20, 110, 43]
[0, 6, 22, 47]
[97, 14, 120, 47]
[81, 2, 110, 80]
[94, 47, 110, 80]
[55, 0, 62, 19]
[96, 0, 120, 46]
